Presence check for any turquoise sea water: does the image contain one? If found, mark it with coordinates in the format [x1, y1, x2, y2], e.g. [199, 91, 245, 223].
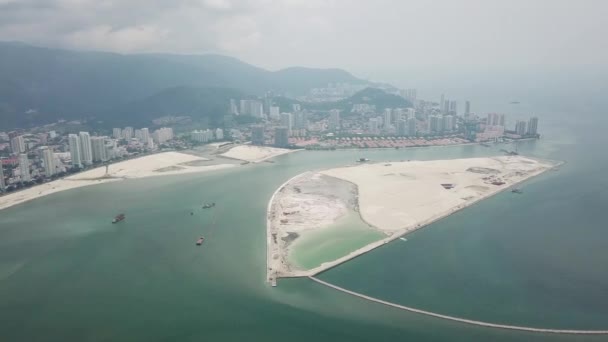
[0, 104, 607, 341]
[289, 210, 385, 269]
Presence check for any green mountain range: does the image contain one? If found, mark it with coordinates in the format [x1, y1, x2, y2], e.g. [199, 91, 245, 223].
[0, 42, 366, 129]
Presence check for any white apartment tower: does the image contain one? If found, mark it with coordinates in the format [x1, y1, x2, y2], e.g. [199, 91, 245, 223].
[79, 132, 93, 165]
[68, 134, 82, 168]
[19, 153, 30, 182]
[42, 148, 55, 177]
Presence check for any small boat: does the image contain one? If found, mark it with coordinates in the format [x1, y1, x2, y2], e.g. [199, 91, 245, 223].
[399, 237, 408, 242]
[202, 202, 216, 209]
[511, 188, 523, 194]
[196, 236, 205, 246]
[112, 213, 125, 224]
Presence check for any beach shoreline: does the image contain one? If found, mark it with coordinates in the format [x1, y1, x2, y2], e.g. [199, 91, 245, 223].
[1, 144, 302, 212]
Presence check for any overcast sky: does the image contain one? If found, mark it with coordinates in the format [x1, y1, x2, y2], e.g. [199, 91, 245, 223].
[1, 0, 607, 80]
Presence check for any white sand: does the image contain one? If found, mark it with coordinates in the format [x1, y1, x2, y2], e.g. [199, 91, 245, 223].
[0, 152, 236, 211]
[268, 155, 558, 280]
[221, 145, 297, 163]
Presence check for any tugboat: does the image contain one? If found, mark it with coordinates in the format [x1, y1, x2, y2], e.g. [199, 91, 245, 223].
[202, 202, 216, 209]
[112, 213, 125, 224]
[196, 236, 205, 246]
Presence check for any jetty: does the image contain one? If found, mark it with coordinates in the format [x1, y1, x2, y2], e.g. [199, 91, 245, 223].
[309, 276, 608, 335]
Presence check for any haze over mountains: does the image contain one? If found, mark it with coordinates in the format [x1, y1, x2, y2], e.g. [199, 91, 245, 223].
[0, 42, 371, 129]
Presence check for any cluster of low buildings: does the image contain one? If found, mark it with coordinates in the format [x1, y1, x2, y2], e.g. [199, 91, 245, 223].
[226, 86, 540, 149]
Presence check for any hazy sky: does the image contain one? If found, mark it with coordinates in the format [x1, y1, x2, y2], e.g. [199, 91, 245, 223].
[1, 0, 607, 78]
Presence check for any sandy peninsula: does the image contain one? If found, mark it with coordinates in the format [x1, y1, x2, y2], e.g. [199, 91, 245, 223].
[267, 156, 558, 282]
[221, 145, 297, 163]
[0, 151, 236, 212]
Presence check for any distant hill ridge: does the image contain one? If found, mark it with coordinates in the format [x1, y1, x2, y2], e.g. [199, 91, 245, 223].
[0, 42, 367, 128]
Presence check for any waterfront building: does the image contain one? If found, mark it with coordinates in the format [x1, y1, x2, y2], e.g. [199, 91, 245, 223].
[329, 109, 341, 131]
[153, 127, 174, 144]
[112, 128, 122, 139]
[294, 111, 308, 129]
[528, 117, 539, 135]
[383, 109, 392, 130]
[42, 148, 55, 176]
[280, 113, 293, 134]
[141, 128, 150, 143]
[443, 115, 455, 131]
[487, 113, 506, 127]
[515, 120, 527, 136]
[91, 137, 108, 162]
[368, 118, 379, 134]
[397, 119, 407, 136]
[19, 153, 30, 182]
[10, 135, 25, 154]
[274, 127, 289, 147]
[215, 128, 224, 140]
[68, 134, 82, 168]
[0, 162, 5, 190]
[407, 117, 417, 136]
[79, 132, 93, 165]
[251, 125, 265, 145]
[123, 127, 134, 140]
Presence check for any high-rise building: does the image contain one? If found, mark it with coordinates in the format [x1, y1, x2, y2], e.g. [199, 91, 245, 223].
[449, 101, 458, 115]
[383, 109, 392, 130]
[141, 128, 150, 144]
[269, 106, 280, 120]
[368, 118, 379, 134]
[10, 135, 25, 154]
[112, 128, 122, 139]
[329, 109, 341, 131]
[280, 113, 293, 134]
[292, 104, 301, 112]
[428, 115, 441, 132]
[19, 153, 30, 182]
[407, 117, 417, 136]
[406, 108, 416, 120]
[123, 127, 134, 140]
[42, 148, 55, 177]
[153, 127, 174, 144]
[274, 127, 289, 147]
[486, 113, 506, 127]
[294, 111, 308, 129]
[527, 117, 539, 135]
[240, 100, 264, 117]
[397, 119, 407, 136]
[0, 162, 6, 190]
[91, 137, 108, 162]
[440, 94, 445, 113]
[251, 125, 265, 145]
[68, 134, 82, 168]
[515, 120, 527, 136]
[443, 115, 455, 131]
[230, 99, 239, 115]
[464, 101, 471, 117]
[79, 132, 93, 165]
[215, 128, 224, 140]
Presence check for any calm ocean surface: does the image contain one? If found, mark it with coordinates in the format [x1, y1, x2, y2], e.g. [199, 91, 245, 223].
[0, 99, 607, 341]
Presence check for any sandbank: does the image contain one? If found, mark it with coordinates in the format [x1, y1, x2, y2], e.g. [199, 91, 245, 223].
[0, 151, 236, 212]
[221, 145, 298, 163]
[267, 156, 558, 281]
